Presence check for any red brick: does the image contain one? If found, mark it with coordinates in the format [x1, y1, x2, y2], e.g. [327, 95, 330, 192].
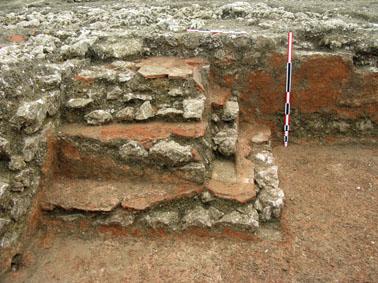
[73, 75, 95, 85]
[60, 122, 207, 146]
[7, 34, 26, 43]
[41, 176, 203, 212]
[206, 180, 256, 203]
[137, 57, 207, 79]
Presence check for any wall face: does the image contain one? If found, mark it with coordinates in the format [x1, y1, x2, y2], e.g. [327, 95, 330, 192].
[213, 52, 377, 138]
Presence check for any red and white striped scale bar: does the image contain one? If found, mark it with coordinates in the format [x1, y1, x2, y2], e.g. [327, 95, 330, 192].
[187, 29, 247, 35]
[284, 32, 293, 147]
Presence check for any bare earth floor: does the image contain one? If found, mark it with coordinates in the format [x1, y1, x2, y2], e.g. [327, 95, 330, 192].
[2, 144, 378, 282]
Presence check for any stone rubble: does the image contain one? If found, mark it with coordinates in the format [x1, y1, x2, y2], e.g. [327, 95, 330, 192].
[149, 140, 193, 166]
[182, 205, 213, 228]
[84, 110, 113, 125]
[0, 137, 11, 157]
[183, 97, 205, 120]
[12, 100, 47, 134]
[66, 98, 93, 109]
[115, 107, 135, 121]
[253, 143, 285, 222]
[8, 156, 26, 171]
[143, 210, 180, 230]
[135, 101, 155, 120]
[217, 209, 259, 231]
[0, 182, 9, 198]
[22, 135, 42, 162]
[95, 210, 135, 227]
[119, 141, 148, 160]
[213, 128, 238, 157]
[222, 101, 239, 121]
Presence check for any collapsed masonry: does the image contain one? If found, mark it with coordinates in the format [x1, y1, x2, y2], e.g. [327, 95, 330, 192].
[0, 0, 377, 274]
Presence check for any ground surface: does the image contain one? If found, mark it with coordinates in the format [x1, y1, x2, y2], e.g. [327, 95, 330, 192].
[2, 143, 377, 282]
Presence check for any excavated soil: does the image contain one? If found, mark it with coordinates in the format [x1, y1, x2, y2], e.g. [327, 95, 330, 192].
[2, 143, 377, 282]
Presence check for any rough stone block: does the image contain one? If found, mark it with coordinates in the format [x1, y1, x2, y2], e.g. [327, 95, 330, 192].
[183, 98, 205, 120]
[85, 110, 113, 125]
[149, 140, 192, 166]
[66, 98, 93, 109]
[12, 100, 47, 134]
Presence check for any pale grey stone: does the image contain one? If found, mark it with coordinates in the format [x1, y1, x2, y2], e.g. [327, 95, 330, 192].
[255, 165, 279, 190]
[213, 128, 238, 156]
[12, 168, 36, 191]
[0, 181, 9, 199]
[150, 140, 192, 166]
[254, 150, 274, 165]
[200, 191, 215, 203]
[12, 99, 47, 134]
[211, 113, 220, 122]
[60, 37, 97, 58]
[106, 86, 123, 100]
[10, 197, 31, 221]
[218, 2, 252, 19]
[119, 141, 148, 160]
[85, 110, 113, 125]
[168, 88, 184, 97]
[356, 120, 373, 131]
[183, 98, 205, 119]
[135, 101, 155, 120]
[251, 128, 271, 144]
[78, 67, 118, 82]
[217, 208, 259, 231]
[253, 144, 284, 221]
[44, 90, 61, 116]
[222, 101, 239, 121]
[92, 37, 143, 59]
[56, 214, 86, 222]
[190, 19, 205, 29]
[118, 70, 136, 83]
[8, 156, 26, 171]
[182, 206, 212, 228]
[115, 107, 135, 121]
[123, 93, 152, 102]
[23, 135, 42, 162]
[144, 210, 179, 229]
[332, 121, 350, 133]
[156, 108, 183, 117]
[0, 137, 11, 157]
[38, 73, 62, 89]
[0, 230, 20, 249]
[66, 98, 93, 109]
[208, 207, 224, 220]
[255, 188, 284, 221]
[95, 210, 135, 227]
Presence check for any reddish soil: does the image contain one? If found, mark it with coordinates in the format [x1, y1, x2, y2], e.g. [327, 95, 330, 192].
[2, 143, 377, 282]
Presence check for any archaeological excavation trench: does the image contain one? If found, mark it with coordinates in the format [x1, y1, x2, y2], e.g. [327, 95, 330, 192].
[0, 2, 377, 275]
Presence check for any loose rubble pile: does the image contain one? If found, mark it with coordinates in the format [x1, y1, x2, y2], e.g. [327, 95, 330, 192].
[0, 0, 377, 274]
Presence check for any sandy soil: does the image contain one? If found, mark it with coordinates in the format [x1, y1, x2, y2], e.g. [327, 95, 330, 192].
[1, 143, 377, 282]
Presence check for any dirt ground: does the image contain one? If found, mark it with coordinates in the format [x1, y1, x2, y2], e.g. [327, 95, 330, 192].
[1, 143, 377, 283]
